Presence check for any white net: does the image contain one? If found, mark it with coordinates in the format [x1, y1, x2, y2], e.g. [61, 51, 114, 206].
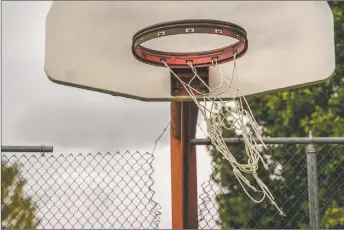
[162, 54, 285, 216]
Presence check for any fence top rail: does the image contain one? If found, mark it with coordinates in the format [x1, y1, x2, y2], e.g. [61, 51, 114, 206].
[1, 146, 54, 153]
[190, 137, 344, 145]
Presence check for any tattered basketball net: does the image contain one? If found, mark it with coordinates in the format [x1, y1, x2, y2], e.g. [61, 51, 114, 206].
[162, 53, 285, 216]
[132, 19, 284, 215]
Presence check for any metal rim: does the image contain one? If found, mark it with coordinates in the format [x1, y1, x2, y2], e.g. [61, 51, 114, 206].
[132, 19, 248, 68]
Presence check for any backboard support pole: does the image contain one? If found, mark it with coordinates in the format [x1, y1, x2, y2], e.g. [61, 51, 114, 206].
[170, 101, 199, 229]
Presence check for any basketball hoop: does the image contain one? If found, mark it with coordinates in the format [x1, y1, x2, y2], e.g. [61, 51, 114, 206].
[45, 2, 336, 221]
[132, 19, 248, 68]
[133, 20, 285, 216]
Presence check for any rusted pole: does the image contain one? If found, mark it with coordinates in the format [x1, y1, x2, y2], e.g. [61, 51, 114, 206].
[170, 101, 199, 229]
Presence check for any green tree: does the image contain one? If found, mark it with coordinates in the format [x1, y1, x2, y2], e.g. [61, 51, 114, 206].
[1, 163, 40, 229]
[210, 1, 344, 229]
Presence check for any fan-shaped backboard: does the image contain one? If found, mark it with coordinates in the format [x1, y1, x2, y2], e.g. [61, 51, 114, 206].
[45, 1, 335, 101]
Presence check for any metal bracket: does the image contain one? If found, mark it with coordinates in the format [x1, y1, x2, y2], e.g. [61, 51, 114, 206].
[170, 67, 209, 97]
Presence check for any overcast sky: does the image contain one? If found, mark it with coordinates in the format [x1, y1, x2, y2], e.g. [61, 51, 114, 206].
[1, 2, 214, 228]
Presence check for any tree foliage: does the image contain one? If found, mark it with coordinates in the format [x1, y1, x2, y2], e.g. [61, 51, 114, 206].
[1, 163, 40, 229]
[211, 2, 344, 229]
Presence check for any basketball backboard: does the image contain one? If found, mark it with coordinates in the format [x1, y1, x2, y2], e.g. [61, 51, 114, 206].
[45, 1, 335, 101]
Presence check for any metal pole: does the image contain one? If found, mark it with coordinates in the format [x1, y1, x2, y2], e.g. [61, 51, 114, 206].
[1, 145, 53, 153]
[170, 102, 198, 229]
[190, 137, 344, 145]
[306, 132, 320, 229]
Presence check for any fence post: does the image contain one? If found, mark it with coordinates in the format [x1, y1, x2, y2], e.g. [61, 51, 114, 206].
[306, 132, 320, 229]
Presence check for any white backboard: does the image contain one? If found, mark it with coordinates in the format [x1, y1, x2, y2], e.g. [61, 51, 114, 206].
[45, 1, 335, 101]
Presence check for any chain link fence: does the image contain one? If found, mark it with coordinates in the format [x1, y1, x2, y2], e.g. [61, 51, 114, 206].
[198, 143, 344, 229]
[1, 141, 343, 229]
[1, 151, 161, 229]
